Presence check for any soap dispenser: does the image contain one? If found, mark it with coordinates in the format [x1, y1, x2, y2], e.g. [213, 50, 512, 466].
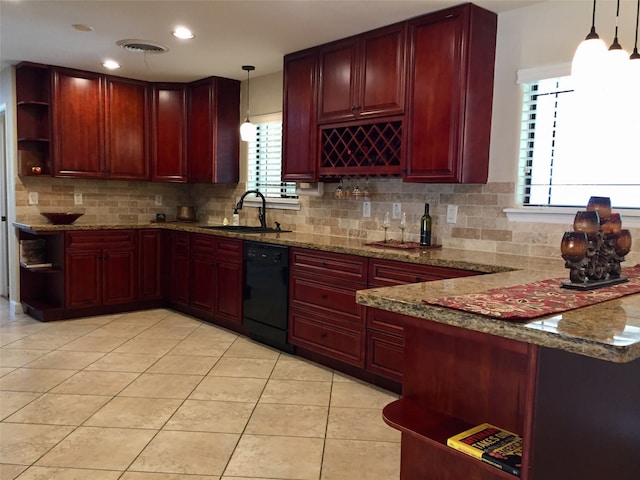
[232, 208, 240, 226]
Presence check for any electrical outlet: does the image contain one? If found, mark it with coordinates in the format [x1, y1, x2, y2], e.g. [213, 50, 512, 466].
[363, 201, 371, 218]
[447, 205, 458, 223]
[28, 192, 38, 205]
[74, 193, 83, 205]
[155, 195, 162, 206]
[392, 203, 401, 219]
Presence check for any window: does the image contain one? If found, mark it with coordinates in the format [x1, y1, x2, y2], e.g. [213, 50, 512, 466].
[246, 113, 297, 199]
[518, 70, 639, 209]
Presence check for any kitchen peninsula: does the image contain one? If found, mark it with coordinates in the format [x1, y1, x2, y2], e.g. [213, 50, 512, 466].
[356, 255, 640, 479]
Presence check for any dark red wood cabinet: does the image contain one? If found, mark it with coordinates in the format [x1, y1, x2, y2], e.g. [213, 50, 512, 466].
[65, 230, 137, 309]
[52, 68, 149, 180]
[187, 77, 240, 183]
[104, 76, 149, 179]
[138, 229, 162, 301]
[282, 48, 318, 182]
[289, 248, 368, 368]
[52, 68, 105, 178]
[366, 259, 482, 384]
[166, 231, 191, 310]
[403, 4, 496, 183]
[151, 83, 188, 182]
[317, 23, 406, 123]
[15, 62, 52, 177]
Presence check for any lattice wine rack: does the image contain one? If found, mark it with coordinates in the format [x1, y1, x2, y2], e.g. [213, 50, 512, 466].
[319, 121, 403, 177]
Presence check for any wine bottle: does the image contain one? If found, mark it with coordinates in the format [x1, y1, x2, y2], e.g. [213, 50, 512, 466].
[420, 203, 432, 246]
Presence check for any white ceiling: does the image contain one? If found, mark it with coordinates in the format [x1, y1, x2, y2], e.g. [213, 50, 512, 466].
[0, 0, 543, 82]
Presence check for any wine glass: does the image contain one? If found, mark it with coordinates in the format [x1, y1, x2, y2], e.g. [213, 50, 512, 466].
[399, 212, 407, 244]
[382, 212, 390, 243]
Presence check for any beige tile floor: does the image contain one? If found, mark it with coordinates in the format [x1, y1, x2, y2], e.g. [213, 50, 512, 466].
[0, 298, 400, 479]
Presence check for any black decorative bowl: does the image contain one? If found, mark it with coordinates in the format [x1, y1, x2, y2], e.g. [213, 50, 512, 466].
[41, 212, 84, 225]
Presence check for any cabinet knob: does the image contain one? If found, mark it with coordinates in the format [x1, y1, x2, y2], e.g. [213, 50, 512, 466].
[320, 332, 328, 339]
[415, 277, 422, 282]
[321, 294, 328, 300]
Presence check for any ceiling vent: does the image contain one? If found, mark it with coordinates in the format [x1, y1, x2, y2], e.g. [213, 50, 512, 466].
[116, 39, 169, 54]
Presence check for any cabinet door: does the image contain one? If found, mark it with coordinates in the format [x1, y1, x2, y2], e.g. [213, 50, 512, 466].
[403, 5, 496, 183]
[138, 229, 162, 301]
[66, 248, 102, 308]
[104, 76, 149, 179]
[187, 77, 240, 183]
[191, 253, 215, 315]
[282, 49, 318, 182]
[358, 24, 406, 119]
[52, 68, 104, 178]
[317, 38, 358, 123]
[102, 248, 137, 305]
[170, 233, 190, 308]
[215, 261, 242, 324]
[151, 84, 187, 182]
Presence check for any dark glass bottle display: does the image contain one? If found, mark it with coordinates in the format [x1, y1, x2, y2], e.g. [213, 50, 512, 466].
[420, 203, 432, 246]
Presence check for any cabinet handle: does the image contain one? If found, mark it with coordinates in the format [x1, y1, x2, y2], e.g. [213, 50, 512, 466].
[351, 105, 361, 113]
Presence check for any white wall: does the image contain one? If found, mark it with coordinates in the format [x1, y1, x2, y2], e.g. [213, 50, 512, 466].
[488, 0, 639, 182]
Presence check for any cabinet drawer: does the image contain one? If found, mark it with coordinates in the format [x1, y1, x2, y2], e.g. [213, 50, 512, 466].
[289, 307, 365, 367]
[368, 258, 481, 287]
[216, 237, 242, 263]
[290, 274, 363, 320]
[191, 233, 215, 257]
[66, 230, 135, 248]
[291, 248, 367, 284]
[367, 329, 404, 382]
[367, 307, 406, 336]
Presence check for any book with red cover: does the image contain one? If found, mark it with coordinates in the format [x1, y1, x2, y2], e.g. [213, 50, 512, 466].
[447, 423, 522, 476]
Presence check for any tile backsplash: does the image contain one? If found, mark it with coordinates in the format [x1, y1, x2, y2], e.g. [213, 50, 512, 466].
[16, 176, 639, 264]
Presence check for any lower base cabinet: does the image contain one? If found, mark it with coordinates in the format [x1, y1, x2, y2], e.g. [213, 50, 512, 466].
[65, 230, 136, 310]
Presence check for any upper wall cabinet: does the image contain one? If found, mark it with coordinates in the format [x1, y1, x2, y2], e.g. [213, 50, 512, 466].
[52, 68, 149, 180]
[282, 48, 319, 183]
[52, 68, 106, 179]
[17, 64, 239, 183]
[187, 77, 240, 184]
[151, 83, 188, 182]
[403, 4, 497, 183]
[15, 62, 52, 177]
[317, 23, 406, 124]
[282, 2, 496, 183]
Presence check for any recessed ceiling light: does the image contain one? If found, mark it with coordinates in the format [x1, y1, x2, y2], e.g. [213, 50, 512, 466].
[172, 26, 194, 39]
[72, 24, 94, 32]
[102, 60, 120, 70]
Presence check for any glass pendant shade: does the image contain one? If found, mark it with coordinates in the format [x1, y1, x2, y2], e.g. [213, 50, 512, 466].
[240, 65, 256, 142]
[571, 0, 607, 91]
[240, 119, 256, 142]
[571, 37, 608, 80]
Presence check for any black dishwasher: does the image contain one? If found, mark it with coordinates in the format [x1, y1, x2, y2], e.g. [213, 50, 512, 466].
[243, 241, 294, 353]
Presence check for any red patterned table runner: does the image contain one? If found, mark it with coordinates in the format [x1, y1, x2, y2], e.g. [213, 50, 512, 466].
[423, 265, 640, 321]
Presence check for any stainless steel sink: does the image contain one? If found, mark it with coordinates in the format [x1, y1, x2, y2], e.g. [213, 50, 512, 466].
[200, 225, 291, 233]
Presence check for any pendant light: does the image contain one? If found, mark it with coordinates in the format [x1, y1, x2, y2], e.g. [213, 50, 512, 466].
[571, 0, 608, 86]
[240, 65, 257, 143]
[607, 0, 630, 70]
[630, 0, 640, 62]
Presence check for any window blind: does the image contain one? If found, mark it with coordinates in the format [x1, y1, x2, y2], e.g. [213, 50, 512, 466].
[247, 120, 297, 199]
[519, 76, 639, 209]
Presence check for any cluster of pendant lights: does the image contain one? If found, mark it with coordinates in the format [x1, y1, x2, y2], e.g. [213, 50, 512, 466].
[572, 0, 640, 87]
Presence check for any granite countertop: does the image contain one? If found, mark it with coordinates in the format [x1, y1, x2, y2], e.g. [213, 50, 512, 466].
[15, 221, 640, 363]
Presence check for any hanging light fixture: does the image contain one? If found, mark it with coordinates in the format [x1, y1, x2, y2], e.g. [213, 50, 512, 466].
[571, 0, 608, 84]
[607, 0, 630, 70]
[630, 0, 640, 62]
[240, 65, 257, 143]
